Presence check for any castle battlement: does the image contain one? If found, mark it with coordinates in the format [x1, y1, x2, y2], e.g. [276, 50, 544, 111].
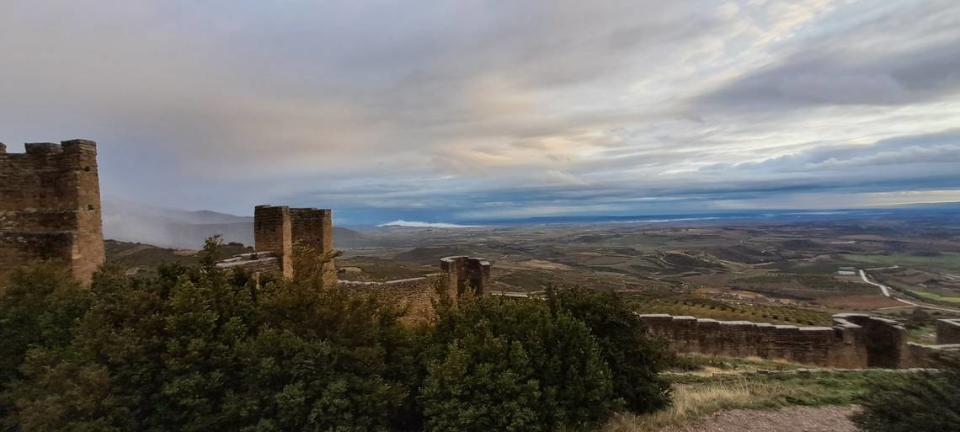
[0, 139, 104, 284]
[253, 205, 336, 284]
[638, 312, 960, 368]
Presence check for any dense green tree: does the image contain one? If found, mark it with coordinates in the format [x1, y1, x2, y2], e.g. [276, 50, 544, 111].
[548, 287, 671, 414]
[2, 239, 673, 431]
[0, 262, 91, 431]
[6, 239, 412, 431]
[423, 297, 616, 431]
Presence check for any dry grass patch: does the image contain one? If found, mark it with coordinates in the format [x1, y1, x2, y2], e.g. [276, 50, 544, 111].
[603, 371, 874, 432]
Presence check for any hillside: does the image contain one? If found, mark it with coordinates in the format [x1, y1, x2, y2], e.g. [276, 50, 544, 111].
[103, 200, 365, 249]
[104, 239, 252, 270]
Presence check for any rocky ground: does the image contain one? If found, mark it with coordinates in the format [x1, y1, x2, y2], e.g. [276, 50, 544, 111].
[667, 406, 859, 432]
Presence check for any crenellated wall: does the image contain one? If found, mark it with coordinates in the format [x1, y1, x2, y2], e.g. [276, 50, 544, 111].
[0, 140, 104, 284]
[638, 312, 959, 368]
[440, 256, 490, 300]
[252, 205, 335, 284]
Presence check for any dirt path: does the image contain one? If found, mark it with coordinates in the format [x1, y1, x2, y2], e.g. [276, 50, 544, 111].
[666, 406, 860, 432]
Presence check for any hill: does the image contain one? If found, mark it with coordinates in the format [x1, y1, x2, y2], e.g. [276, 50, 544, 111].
[104, 239, 251, 270]
[103, 200, 365, 249]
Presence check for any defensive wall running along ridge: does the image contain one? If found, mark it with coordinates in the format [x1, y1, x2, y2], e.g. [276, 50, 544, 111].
[638, 313, 960, 368]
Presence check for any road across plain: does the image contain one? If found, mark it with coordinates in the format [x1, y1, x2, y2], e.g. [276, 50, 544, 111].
[859, 269, 960, 313]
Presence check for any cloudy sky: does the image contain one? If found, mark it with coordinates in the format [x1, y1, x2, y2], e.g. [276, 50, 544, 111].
[2, 0, 959, 224]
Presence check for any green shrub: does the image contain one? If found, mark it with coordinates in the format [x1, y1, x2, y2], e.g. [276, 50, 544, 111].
[423, 297, 616, 431]
[0, 262, 91, 429]
[5, 239, 413, 431]
[853, 355, 960, 432]
[2, 240, 675, 431]
[548, 287, 671, 414]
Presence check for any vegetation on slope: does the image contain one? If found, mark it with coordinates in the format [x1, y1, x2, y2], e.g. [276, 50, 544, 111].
[853, 355, 960, 432]
[604, 370, 878, 432]
[0, 238, 670, 431]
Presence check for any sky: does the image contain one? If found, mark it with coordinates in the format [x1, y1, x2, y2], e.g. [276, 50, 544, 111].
[2, 0, 959, 225]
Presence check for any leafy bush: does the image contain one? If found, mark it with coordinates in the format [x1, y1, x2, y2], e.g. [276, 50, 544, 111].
[549, 287, 671, 414]
[1, 239, 673, 431]
[4, 239, 413, 431]
[853, 355, 960, 432]
[0, 262, 91, 429]
[423, 297, 616, 431]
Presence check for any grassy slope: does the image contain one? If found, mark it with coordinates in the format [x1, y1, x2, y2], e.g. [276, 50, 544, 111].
[841, 252, 960, 272]
[909, 289, 960, 304]
[603, 354, 887, 431]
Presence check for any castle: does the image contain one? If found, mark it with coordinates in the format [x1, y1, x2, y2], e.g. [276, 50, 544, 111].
[0, 140, 105, 284]
[638, 313, 960, 368]
[217, 205, 491, 322]
[1, 139, 955, 366]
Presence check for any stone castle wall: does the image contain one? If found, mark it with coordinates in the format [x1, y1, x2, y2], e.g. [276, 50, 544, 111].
[340, 275, 447, 324]
[253, 206, 293, 278]
[639, 312, 958, 368]
[0, 140, 104, 284]
[253, 205, 335, 284]
[340, 257, 492, 324]
[229, 208, 494, 324]
[440, 256, 491, 299]
[936, 319, 960, 344]
[289, 208, 336, 286]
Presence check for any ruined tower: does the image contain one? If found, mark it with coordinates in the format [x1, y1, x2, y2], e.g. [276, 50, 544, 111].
[254, 205, 336, 285]
[440, 256, 490, 299]
[0, 139, 105, 285]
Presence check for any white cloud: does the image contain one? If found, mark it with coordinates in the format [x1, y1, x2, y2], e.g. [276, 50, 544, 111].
[0, 0, 958, 222]
[377, 220, 480, 228]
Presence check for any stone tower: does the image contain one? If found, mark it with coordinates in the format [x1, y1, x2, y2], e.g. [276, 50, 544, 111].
[254, 205, 336, 285]
[0, 139, 105, 285]
[440, 256, 490, 299]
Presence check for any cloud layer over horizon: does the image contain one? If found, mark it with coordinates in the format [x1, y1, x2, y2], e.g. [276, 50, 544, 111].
[2, 0, 959, 223]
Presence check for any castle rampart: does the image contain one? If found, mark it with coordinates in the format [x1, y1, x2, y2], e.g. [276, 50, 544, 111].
[638, 312, 958, 368]
[252, 205, 336, 284]
[340, 274, 447, 324]
[440, 256, 490, 300]
[0, 139, 104, 284]
[936, 318, 960, 344]
[337, 256, 493, 324]
[254, 205, 294, 278]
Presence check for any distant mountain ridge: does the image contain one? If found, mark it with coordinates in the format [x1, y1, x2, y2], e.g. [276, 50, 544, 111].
[103, 200, 364, 249]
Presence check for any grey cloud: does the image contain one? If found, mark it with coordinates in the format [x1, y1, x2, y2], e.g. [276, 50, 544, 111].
[712, 130, 960, 173]
[696, 1, 960, 110]
[1, 0, 959, 223]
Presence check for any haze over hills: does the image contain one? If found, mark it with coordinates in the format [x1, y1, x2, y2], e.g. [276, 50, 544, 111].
[102, 200, 364, 249]
[102, 198, 960, 251]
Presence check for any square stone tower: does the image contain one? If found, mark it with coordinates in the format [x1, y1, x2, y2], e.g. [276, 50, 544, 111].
[440, 256, 491, 299]
[0, 139, 105, 285]
[254, 205, 336, 286]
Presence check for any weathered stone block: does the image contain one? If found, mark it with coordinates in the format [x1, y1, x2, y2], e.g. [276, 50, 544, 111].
[936, 319, 960, 345]
[0, 139, 104, 285]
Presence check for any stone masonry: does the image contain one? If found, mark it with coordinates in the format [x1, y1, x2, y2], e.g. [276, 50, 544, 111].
[937, 318, 960, 344]
[0, 140, 105, 285]
[440, 256, 491, 300]
[340, 256, 493, 323]
[253, 205, 336, 285]
[638, 312, 960, 368]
